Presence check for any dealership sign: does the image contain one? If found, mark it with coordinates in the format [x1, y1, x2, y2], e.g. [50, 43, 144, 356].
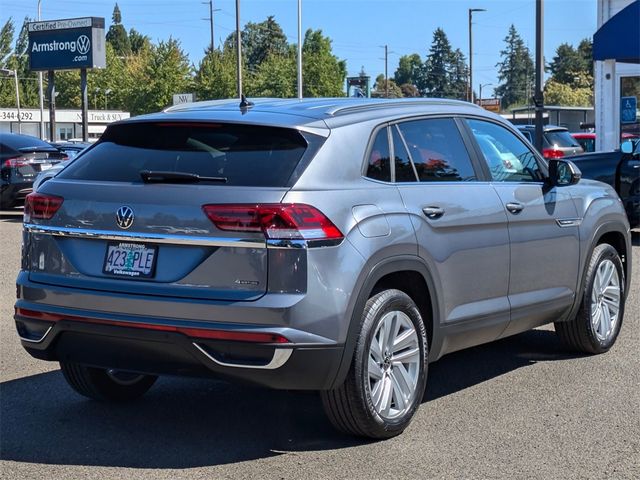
[28, 17, 106, 71]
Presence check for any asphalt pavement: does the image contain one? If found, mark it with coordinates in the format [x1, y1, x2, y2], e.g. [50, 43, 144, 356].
[1, 215, 638, 479]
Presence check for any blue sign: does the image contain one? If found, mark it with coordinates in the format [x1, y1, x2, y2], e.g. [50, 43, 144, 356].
[28, 17, 105, 71]
[621, 96, 637, 124]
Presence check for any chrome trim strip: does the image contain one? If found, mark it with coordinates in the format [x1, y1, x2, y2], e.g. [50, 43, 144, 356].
[266, 239, 307, 249]
[24, 224, 265, 248]
[192, 343, 293, 370]
[556, 218, 583, 228]
[19, 326, 53, 344]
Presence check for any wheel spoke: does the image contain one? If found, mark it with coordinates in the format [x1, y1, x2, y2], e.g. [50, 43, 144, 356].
[603, 285, 620, 302]
[382, 313, 397, 354]
[591, 304, 602, 329]
[390, 372, 407, 411]
[392, 347, 419, 364]
[371, 378, 384, 407]
[370, 335, 383, 363]
[600, 303, 611, 337]
[392, 362, 414, 397]
[368, 355, 383, 380]
[392, 329, 416, 355]
[600, 262, 614, 294]
[379, 377, 393, 416]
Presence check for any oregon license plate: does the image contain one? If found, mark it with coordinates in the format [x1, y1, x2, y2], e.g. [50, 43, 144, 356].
[103, 242, 157, 278]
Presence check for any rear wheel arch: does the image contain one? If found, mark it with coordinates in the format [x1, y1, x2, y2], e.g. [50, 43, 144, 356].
[330, 256, 440, 389]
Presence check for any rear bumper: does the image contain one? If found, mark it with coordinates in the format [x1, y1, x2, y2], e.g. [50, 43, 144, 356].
[1, 181, 32, 207]
[15, 307, 343, 390]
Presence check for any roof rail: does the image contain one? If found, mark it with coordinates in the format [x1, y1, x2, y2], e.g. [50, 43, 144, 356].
[325, 98, 480, 116]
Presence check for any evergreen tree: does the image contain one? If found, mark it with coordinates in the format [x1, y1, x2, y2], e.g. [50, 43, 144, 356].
[394, 53, 422, 90]
[448, 48, 468, 100]
[495, 25, 534, 109]
[549, 43, 584, 85]
[106, 3, 131, 56]
[422, 28, 465, 98]
[129, 28, 151, 54]
[0, 18, 14, 65]
[224, 16, 288, 74]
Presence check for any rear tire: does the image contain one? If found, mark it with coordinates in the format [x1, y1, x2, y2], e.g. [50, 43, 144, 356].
[60, 361, 157, 401]
[321, 289, 428, 439]
[555, 243, 625, 354]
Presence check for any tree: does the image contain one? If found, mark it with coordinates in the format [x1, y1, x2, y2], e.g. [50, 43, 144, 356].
[301, 29, 346, 97]
[0, 18, 14, 66]
[1, 17, 40, 108]
[194, 47, 237, 100]
[544, 79, 592, 106]
[372, 74, 402, 98]
[129, 28, 150, 54]
[448, 48, 468, 100]
[422, 28, 466, 98]
[247, 51, 296, 97]
[394, 53, 422, 89]
[224, 16, 288, 74]
[106, 3, 131, 56]
[495, 25, 534, 109]
[400, 83, 420, 97]
[549, 43, 584, 85]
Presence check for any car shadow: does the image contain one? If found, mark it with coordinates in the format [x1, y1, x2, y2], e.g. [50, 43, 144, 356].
[0, 329, 581, 469]
[632, 229, 639, 247]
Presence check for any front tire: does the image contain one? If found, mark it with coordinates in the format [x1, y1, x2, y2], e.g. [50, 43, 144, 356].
[321, 289, 428, 439]
[60, 361, 157, 401]
[555, 243, 625, 354]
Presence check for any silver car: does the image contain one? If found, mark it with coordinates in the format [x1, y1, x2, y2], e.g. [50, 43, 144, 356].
[15, 98, 632, 439]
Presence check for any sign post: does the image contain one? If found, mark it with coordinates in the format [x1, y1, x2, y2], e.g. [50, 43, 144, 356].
[27, 17, 106, 141]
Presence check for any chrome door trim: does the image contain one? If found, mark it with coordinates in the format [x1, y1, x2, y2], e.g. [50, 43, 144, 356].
[556, 218, 583, 228]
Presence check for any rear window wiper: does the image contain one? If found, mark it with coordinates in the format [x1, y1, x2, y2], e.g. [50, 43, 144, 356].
[140, 170, 227, 184]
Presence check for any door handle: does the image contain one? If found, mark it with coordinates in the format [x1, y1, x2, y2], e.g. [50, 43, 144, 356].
[506, 202, 524, 214]
[422, 206, 445, 219]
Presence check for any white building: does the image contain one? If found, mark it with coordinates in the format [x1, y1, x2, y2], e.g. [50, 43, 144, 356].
[594, 0, 640, 151]
[0, 108, 130, 141]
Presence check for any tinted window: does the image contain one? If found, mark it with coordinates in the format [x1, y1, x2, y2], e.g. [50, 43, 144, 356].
[398, 118, 476, 182]
[545, 130, 580, 148]
[392, 126, 417, 182]
[366, 127, 391, 182]
[468, 119, 542, 182]
[58, 122, 309, 187]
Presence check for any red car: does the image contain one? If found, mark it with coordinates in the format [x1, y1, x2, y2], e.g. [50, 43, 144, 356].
[571, 132, 639, 153]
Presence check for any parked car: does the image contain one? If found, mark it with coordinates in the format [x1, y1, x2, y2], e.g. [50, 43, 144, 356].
[0, 133, 67, 209]
[571, 132, 639, 153]
[15, 98, 631, 439]
[516, 125, 584, 158]
[566, 138, 640, 228]
[33, 142, 90, 191]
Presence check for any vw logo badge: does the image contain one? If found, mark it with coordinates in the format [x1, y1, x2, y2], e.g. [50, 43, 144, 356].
[76, 35, 91, 55]
[116, 206, 134, 230]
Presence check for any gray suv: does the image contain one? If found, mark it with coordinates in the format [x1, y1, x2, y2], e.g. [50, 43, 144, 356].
[15, 98, 631, 439]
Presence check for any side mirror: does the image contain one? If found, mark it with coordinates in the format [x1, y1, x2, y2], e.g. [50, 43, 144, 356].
[548, 158, 581, 187]
[621, 140, 633, 154]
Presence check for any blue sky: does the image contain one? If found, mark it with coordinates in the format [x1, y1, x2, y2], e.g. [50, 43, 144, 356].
[2, 0, 597, 96]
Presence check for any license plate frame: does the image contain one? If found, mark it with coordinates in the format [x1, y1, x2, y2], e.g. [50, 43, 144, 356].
[102, 242, 158, 279]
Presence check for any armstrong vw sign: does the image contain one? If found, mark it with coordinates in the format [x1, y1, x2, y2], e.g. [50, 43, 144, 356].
[28, 17, 106, 71]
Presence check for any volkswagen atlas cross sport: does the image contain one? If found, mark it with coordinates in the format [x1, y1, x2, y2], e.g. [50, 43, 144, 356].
[15, 98, 632, 439]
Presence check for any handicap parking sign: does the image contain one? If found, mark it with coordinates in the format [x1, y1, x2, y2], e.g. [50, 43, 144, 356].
[621, 96, 637, 124]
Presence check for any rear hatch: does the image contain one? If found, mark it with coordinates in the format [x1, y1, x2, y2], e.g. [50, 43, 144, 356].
[544, 129, 584, 156]
[27, 121, 322, 301]
[5, 146, 66, 179]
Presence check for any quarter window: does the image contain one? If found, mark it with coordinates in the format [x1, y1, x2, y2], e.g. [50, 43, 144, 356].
[366, 127, 391, 182]
[397, 118, 476, 182]
[467, 119, 542, 182]
[392, 126, 417, 182]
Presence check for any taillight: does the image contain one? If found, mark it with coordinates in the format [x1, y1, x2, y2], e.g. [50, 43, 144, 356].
[3, 157, 29, 168]
[24, 193, 64, 220]
[202, 204, 344, 241]
[542, 148, 564, 159]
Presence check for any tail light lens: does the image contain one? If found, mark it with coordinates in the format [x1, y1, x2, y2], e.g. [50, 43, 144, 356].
[3, 157, 29, 168]
[542, 148, 564, 159]
[202, 204, 343, 241]
[24, 193, 64, 220]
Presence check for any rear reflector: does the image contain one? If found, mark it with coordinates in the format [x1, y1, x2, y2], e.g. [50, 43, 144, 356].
[3, 157, 29, 168]
[14, 308, 290, 343]
[542, 148, 564, 159]
[202, 204, 343, 241]
[24, 193, 64, 220]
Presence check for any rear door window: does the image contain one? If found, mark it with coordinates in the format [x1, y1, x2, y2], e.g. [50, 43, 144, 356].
[366, 127, 391, 182]
[58, 122, 311, 187]
[391, 126, 417, 182]
[397, 118, 477, 182]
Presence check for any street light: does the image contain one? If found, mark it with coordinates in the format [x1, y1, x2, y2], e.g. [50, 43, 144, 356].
[479, 83, 494, 103]
[0, 68, 22, 134]
[468, 8, 486, 104]
[104, 89, 112, 110]
[38, 0, 45, 139]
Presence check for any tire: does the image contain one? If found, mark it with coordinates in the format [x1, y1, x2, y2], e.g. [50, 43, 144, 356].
[321, 289, 428, 439]
[555, 243, 625, 354]
[60, 361, 157, 401]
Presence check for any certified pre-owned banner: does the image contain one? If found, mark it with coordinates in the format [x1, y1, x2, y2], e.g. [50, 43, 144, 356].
[28, 17, 106, 71]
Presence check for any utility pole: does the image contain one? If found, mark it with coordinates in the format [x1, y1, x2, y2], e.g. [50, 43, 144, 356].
[38, 0, 45, 139]
[384, 45, 388, 98]
[202, 0, 220, 51]
[468, 8, 486, 103]
[297, 0, 302, 99]
[235, 0, 242, 98]
[534, 0, 544, 153]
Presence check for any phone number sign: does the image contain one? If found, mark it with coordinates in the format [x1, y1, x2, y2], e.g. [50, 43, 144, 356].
[28, 17, 106, 71]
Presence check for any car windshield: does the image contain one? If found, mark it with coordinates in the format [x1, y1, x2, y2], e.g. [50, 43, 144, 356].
[58, 122, 312, 187]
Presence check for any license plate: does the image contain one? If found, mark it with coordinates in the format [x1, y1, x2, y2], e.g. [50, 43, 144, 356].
[103, 242, 157, 278]
[39, 164, 53, 171]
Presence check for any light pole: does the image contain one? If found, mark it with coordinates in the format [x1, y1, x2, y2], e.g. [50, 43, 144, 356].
[0, 68, 22, 134]
[297, 0, 302, 99]
[468, 8, 486, 103]
[104, 89, 112, 110]
[235, 0, 242, 99]
[38, 0, 45, 139]
[479, 83, 493, 104]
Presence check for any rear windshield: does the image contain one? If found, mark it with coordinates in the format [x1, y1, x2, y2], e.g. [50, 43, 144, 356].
[58, 122, 309, 187]
[544, 130, 580, 148]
